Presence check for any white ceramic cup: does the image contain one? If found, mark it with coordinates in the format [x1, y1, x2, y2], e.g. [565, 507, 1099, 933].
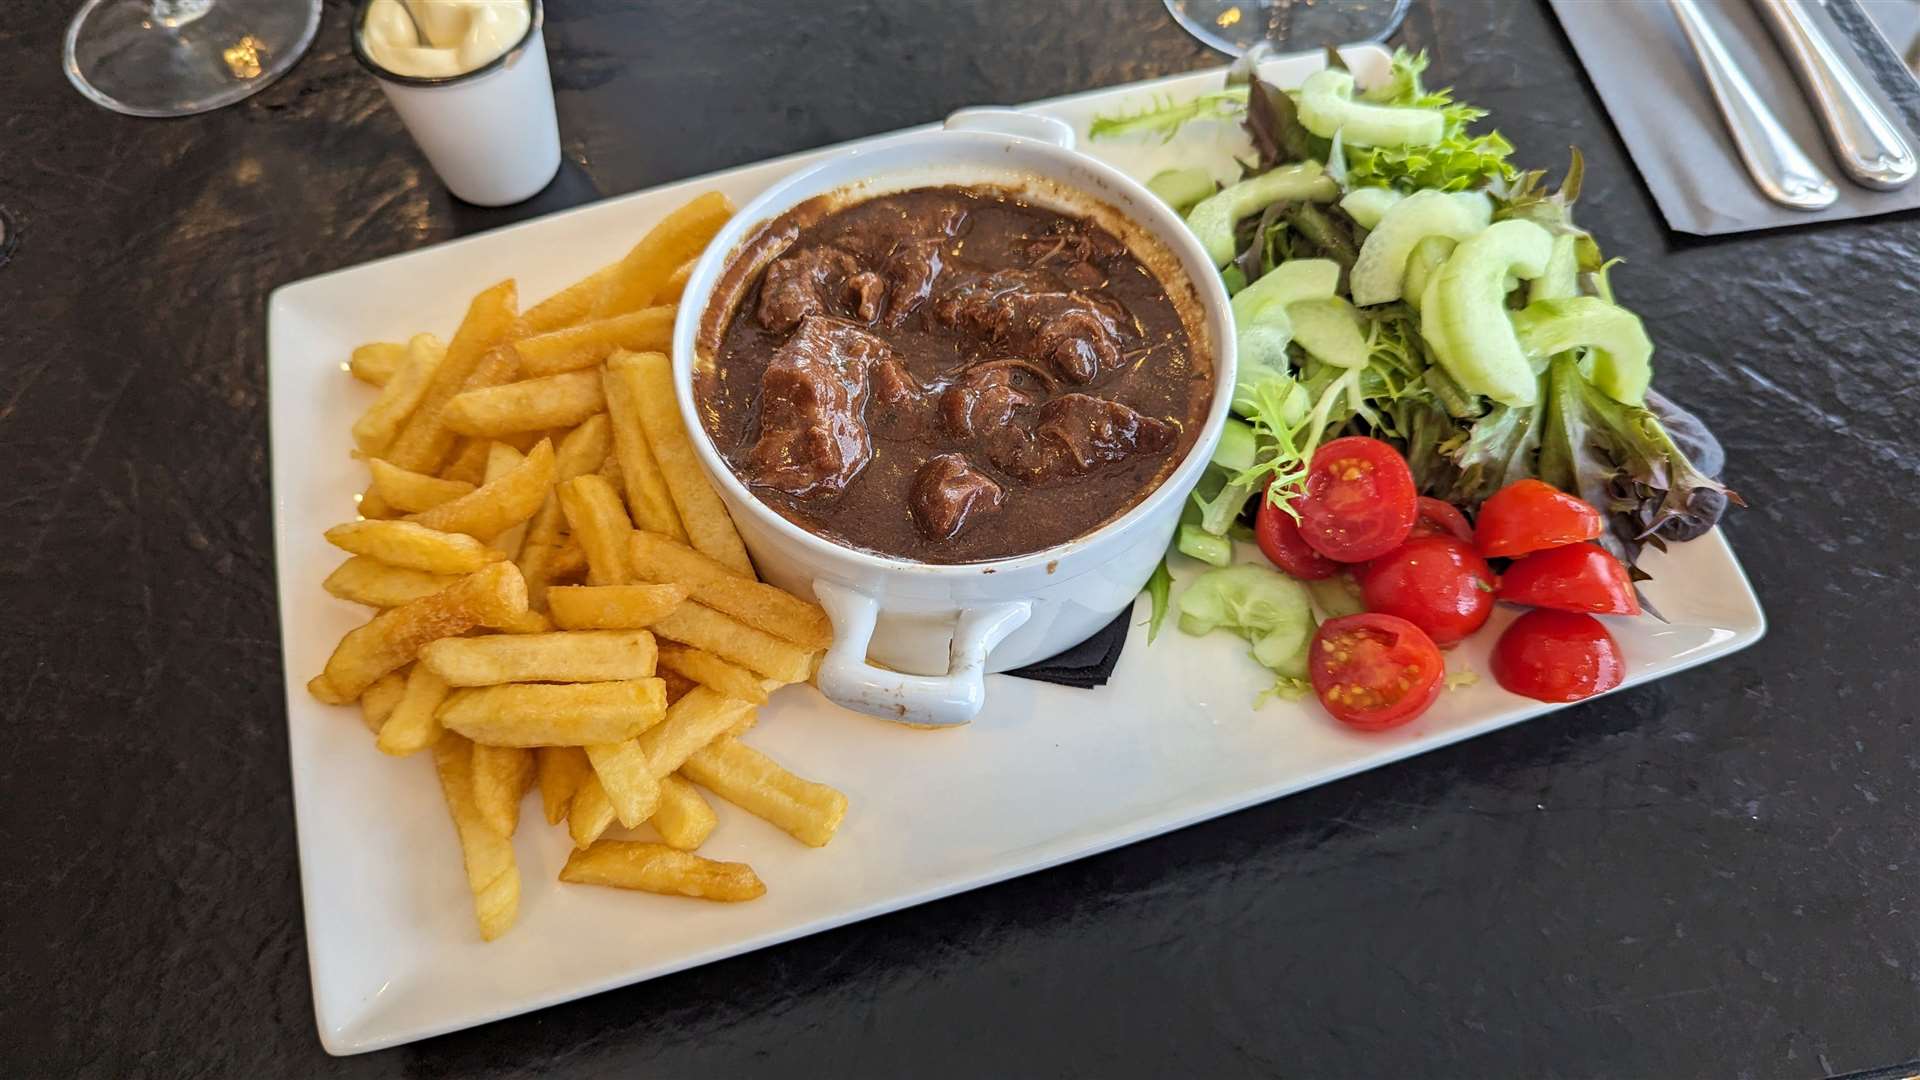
[672, 109, 1237, 727]
[352, 0, 562, 207]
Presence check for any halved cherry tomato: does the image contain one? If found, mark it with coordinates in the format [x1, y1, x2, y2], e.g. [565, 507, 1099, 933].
[1254, 482, 1340, 580]
[1359, 537, 1497, 646]
[1474, 478, 1603, 559]
[1491, 609, 1624, 702]
[1297, 436, 1417, 563]
[1308, 613, 1445, 730]
[1497, 542, 1641, 616]
[1409, 496, 1474, 543]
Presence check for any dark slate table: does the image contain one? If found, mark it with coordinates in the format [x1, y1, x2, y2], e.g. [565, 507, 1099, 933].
[6, 0, 1917, 1075]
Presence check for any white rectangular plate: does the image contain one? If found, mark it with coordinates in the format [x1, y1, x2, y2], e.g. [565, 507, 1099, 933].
[270, 45, 1764, 1055]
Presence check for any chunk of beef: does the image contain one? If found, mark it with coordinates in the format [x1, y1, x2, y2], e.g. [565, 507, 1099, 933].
[990, 393, 1176, 484]
[933, 270, 1127, 384]
[911, 453, 1006, 542]
[1024, 219, 1125, 288]
[939, 363, 1037, 439]
[744, 317, 889, 497]
[757, 245, 882, 333]
[881, 240, 945, 326]
[867, 357, 927, 438]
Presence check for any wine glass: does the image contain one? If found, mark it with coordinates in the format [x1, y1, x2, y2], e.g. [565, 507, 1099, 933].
[65, 0, 322, 117]
[1163, 0, 1410, 56]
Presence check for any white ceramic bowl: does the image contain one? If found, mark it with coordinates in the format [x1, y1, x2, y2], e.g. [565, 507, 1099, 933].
[672, 109, 1236, 727]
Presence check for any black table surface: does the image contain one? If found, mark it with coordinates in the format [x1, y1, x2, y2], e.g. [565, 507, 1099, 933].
[6, 0, 1919, 1075]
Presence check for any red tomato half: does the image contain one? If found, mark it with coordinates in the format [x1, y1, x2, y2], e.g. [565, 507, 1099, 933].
[1308, 613, 1445, 730]
[1475, 478, 1603, 559]
[1498, 542, 1641, 616]
[1297, 437, 1418, 563]
[1254, 483, 1340, 580]
[1409, 496, 1474, 543]
[1360, 537, 1498, 646]
[1491, 609, 1625, 702]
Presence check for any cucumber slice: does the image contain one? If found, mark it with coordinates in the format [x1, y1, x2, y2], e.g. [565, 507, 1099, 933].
[1295, 69, 1447, 149]
[1420, 219, 1554, 407]
[1348, 190, 1493, 306]
[1401, 235, 1456, 313]
[1306, 573, 1367, 620]
[1229, 259, 1341, 412]
[1287, 297, 1371, 369]
[1175, 564, 1315, 677]
[1177, 524, 1233, 567]
[1212, 418, 1259, 472]
[1510, 297, 1654, 405]
[1185, 163, 1339, 267]
[1146, 167, 1217, 214]
[1529, 234, 1579, 303]
[1229, 258, 1342, 324]
[1339, 186, 1404, 230]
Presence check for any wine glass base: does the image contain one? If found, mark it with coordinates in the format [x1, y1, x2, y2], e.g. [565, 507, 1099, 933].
[1164, 0, 1410, 57]
[64, 0, 321, 117]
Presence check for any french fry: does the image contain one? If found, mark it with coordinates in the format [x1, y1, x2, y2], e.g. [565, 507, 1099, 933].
[650, 602, 813, 683]
[521, 263, 618, 335]
[376, 663, 451, 755]
[324, 519, 505, 575]
[420, 630, 657, 686]
[433, 734, 521, 941]
[658, 258, 695, 304]
[439, 437, 494, 485]
[630, 532, 831, 650]
[568, 775, 617, 849]
[352, 334, 446, 454]
[546, 583, 688, 630]
[310, 562, 526, 704]
[590, 191, 733, 318]
[585, 740, 660, 828]
[367, 458, 474, 512]
[518, 416, 613, 608]
[492, 609, 555, 634]
[556, 474, 635, 585]
[615, 350, 753, 575]
[444, 371, 606, 437]
[359, 669, 408, 733]
[682, 735, 847, 847]
[409, 438, 554, 540]
[436, 678, 667, 746]
[652, 775, 718, 850]
[597, 452, 624, 495]
[537, 745, 591, 825]
[514, 307, 675, 377]
[483, 443, 530, 559]
[383, 282, 519, 474]
[560, 841, 764, 902]
[357, 489, 397, 520]
[546, 539, 589, 582]
[323, 556, 459, 608]
[471, 743, 535, 837]
[636, 686, 755, 779]
[659, 668, 699, 704]
[600, 357, 686, 541]
[349, 340, 409, 386]
[655, 642, 768, 705]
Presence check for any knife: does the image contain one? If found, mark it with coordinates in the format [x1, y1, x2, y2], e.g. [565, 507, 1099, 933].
[1753, 0, 1916, 190]
[1667, 0, 1839, 210]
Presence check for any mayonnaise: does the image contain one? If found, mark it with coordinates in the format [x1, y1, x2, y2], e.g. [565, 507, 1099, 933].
[362, 0, 531, 79]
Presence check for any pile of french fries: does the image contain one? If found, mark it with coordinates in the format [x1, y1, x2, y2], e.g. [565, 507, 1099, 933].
[311, 192, 847, 941]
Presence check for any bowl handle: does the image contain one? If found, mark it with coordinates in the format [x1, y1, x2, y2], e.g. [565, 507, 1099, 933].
[943, 107, 1076, 151]
[812, 581, 1033, 727]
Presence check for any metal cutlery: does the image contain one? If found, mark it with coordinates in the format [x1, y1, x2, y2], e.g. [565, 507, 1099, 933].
[1754, 0, 1916, 190]
[1667, 0, 1840, 210]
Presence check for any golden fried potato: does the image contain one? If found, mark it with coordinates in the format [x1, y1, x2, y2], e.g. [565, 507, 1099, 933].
[376, 663, 451, 755]
[636, 686, 755, 779]
[658, 258, 695, 304]
[471, 742, 535, 836]
[600, 357, 685, 541]
[482, 443, 531, 559]
[514, 307, 675, 377]
[325, 519, 505, 574]
[521, 263, 618, 335]
[438, 437, 494, 485]
[436, 678, 667, 746]
[382, 282, 519, 474]
[654, 642, 768, 705]
[630, 532, 831, 650]
[546, 583, 688, 630]
[567, 774, 617, 850]
[517, 416, 612, 609]
[367, 458, 474, 513]
[352, 334, 446, 454]
[560, 841, 764, 902]
[492, 609, 556, 634]
[591, 191, 733, 318]
[545, 539, 590, 582]
[420, 630, 657, 686]
[349, 340, 409, 386]
[537, 745, 592, 825]
[613, 350, 753, 575]
[323, 556, 459, 608]
[650, 602, 813, 684]
[659, 668, 699, 705]
[359, 669, 409, 733]
[310, 561, 526, 704]
[409, 438, 554, 540]
[682, 735, 847, 847]
[433, 734, 521, 940]
[444, 371, 606, 437]
[652, 775, 718, 850]
[556, 474, 635, 586]
[585, 740, 660, 827]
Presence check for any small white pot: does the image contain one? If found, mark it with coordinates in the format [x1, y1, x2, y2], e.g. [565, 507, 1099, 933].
[672, 109, 1236, 727]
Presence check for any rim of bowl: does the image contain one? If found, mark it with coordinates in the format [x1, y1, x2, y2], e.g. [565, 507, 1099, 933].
[671, 128, 1238, 578]
[351, 0, 544, 88]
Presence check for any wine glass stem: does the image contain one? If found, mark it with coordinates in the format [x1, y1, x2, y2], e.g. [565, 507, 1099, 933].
[152, 0, 214, 29]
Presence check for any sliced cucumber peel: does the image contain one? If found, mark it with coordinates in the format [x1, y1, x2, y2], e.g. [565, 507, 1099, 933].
[1420, 219, 1554, 407]
[1296, 69, 1447, 149]
[1511, 297, 1654, 405]
[1185, 163, 1339, 267]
